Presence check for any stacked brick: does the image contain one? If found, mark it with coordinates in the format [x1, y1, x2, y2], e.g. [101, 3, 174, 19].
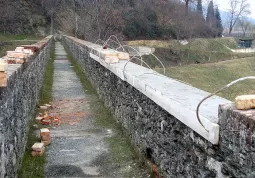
[31, 128, 51, 157]
[0, 39, 49, 88]
[0, 58, 7, 87]
[235, 95, 255, 110]
[31, 143, 45, 156]
[40, 128, 51, 146]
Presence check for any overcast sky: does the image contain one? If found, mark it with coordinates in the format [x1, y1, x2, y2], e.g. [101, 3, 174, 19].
[214, 0, 255, 18]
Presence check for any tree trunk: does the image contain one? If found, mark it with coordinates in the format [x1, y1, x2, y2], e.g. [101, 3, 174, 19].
[51, 12, 54, 35]
[228, 25, 233, 35]
[185, 1, 189, 15]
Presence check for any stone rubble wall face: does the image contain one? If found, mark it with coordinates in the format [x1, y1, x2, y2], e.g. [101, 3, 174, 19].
[63, 37, 255, 178]
[0, 38, 52, 178]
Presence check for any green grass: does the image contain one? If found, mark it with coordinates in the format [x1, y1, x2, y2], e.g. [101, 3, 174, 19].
[127, 37, 254, 67]
[0, 33, 42, 41]
[157, 57, 255, 101]
[63, 43, 150, 177]
[127, 37, 239, 51]
[65, 47, 95, 95]
[18, 42, 55, 178]
[39, 44, 55, 104]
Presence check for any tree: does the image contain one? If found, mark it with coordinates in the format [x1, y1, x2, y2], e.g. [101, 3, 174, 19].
[197, 0, 203, 15]
[42, 0, 63, 34]
[215, 6, 223, 37]
[183, 0, 193, 15]
[227, 0, 250, 35]
[237, 17, 252, 36]
[206, 1, 215, 28]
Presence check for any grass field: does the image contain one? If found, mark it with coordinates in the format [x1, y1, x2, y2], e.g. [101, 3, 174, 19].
[156, 57, 255, 101]
[127, 37, 238, 51]
[127, 37, 255, 67]
[0, 33, 42, 41]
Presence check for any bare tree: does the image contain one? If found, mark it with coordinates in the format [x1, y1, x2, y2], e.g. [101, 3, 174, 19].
[227, 0, 250, 35]
[42, 0, 63, 34]
[183, 0, 194, 15]
[236, 17, 252, 36]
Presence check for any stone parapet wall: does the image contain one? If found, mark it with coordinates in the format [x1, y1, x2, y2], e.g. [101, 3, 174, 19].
[0, 36, 53, 178]
[63, 36, 255, 178]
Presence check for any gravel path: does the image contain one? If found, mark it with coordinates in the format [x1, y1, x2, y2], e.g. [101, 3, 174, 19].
[45, 42, 112, 178]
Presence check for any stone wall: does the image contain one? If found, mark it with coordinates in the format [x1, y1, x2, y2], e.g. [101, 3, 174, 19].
[0, 36, 52, 178]
[63, 36, 255, 178]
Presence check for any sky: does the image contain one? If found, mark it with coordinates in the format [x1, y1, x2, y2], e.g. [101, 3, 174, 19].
[214, 0, 255, 19]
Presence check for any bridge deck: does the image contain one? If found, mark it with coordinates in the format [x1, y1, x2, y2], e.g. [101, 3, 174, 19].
[45, 42, 148, 177]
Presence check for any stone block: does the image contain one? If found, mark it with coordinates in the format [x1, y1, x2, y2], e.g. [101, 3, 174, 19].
[0, 72, 7, 87]
[15, 47, 24, 52]
[100, 50, 119, 59]
[104, 56, 119, 64]
[24, 49, 33, 55]
[118, 52, 130, 60]
[0, 58, 8, 72]
[32, 143, 45, 152]
[22, 45, 39, 53]
[40, 128, 50, 137]
[7, 58, 25, 64]
[7, 51, 26, 59]
[235, 95, 255, 110]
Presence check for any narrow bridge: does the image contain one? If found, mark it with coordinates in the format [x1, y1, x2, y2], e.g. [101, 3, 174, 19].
[0, 36, 254, 178]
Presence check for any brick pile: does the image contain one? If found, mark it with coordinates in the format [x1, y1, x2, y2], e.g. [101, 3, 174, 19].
[0, 39, 48, 88]
[31, 128, 51, 157]
[40, 128, 51, 146]
[0, 58, 7, 87]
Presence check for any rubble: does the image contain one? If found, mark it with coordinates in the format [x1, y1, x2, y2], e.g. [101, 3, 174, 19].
[35, 116, 44, 121]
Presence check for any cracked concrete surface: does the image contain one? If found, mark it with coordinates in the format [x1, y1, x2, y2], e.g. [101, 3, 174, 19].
[45, 42, 112, 178]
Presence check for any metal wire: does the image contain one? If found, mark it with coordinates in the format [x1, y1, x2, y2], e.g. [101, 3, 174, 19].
[196, 76, 255, 132]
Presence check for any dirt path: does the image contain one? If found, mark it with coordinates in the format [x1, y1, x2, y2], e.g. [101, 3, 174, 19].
[44, 42, 149, 178]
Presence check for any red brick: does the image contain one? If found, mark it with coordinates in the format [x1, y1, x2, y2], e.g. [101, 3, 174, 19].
[41, 135, 51, 141]
[0, 72, 7, 87]
[40, 128, 50, 137]
[32, 142, 44, 152]
[6, 51, 26, 59]
[41, 140, 51, 146]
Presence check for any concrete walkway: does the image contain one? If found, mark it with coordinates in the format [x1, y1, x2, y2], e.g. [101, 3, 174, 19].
[45, 42, 112, 178]
[45, 42, 149, 178]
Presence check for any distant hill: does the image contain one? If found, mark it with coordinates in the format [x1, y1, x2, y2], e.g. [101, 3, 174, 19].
[0, 0, 49, 35]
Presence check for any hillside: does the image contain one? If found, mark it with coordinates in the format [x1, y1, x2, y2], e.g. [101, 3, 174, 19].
[0, 0, 49, 35]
